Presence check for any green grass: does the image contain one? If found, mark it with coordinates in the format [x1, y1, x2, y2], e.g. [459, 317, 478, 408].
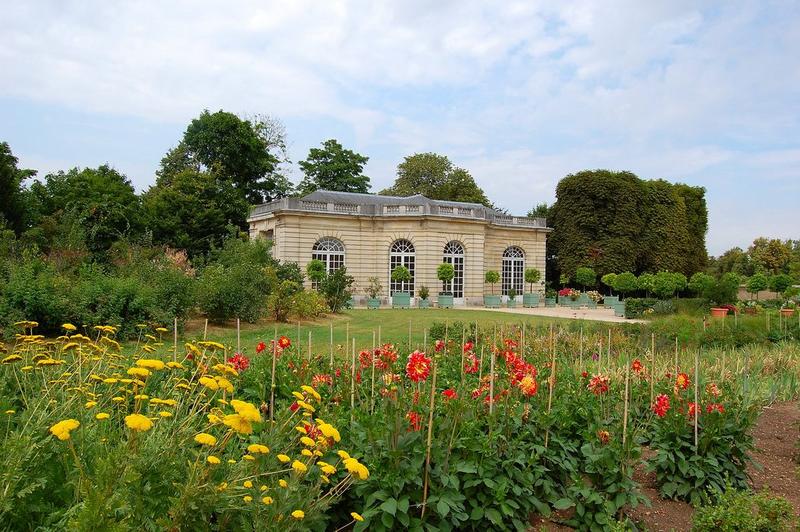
[180, 308, 584, 354]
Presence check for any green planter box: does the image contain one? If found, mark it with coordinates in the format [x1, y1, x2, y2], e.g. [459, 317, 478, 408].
[604, 296, 619, 306]
[545, 297, 556, 307]
[484, 295, 501, 308]
[612, 302, 626, 317]
[418, 299, 431, 309]
[437, 294, 454, 308]
[506, 299, 517, 308]
[523, 293, 540, 307]
[367, 298, 381, 309]
[392, 292, 411, 309]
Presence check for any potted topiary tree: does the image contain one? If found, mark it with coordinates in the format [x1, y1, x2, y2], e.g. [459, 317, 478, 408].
[484, 270, 501, 307]
[366, 276, 382, 309]
[391, 265, 412, 308]
[507, 288, 518, 308]
[418, 285, 430, 309]
[436, 263, 455, 308]
[544, 287, 557, 307]
[523, 267, 541, 308]
[575, 266, 596, 294]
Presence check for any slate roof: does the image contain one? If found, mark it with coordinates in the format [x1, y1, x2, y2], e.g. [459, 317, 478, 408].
[302, 189, 493, 211]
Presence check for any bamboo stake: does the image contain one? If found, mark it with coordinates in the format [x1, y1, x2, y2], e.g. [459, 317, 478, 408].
[269, 327, 277, 422]
[488, 344, 495, 416]
[329, 322, 334, 375]
[694, 349, 699, 452]
[421, 356, 438, 518]
[297, 321, 300, 348]
[623, 354, 630, 446]
[579, 325, 584, 372]
[350, 338, 356, 424]
[173, 317, 178, 362]
[650, 333, 655, 402]
[345, 322, 349, 358]
[370, 330, 376, 414]
[674, 336, 679, 375]
[544, 341, 556, 449]
[478, 344, 485, 380]
[307, 330, 312, 361]
[236, 318, 240, 354]
[408, 319, 412, 348]
[203, 318, 208, 341]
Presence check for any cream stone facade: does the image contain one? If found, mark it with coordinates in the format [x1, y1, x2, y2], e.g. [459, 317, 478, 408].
[247, 190, 551, 306]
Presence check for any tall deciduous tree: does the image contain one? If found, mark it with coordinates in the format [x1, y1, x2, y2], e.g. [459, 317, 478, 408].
[173, 110, 292, 204]
[0, 142, 35, 234]
[297, 139, 370, 195]
[381, 153, 491, 206]
[748, 237, 791, 274]
[141, 169, 249, 257]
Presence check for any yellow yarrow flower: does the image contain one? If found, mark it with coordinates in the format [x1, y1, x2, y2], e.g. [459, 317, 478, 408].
[301, 449, 313, 457]
[262, 496, 273, 505]
[49, 419, 80, 441]
[207, 455, 221, 464]
[223, 414, 253, 435]
[301, 385, 321, 401]
[337, 450, 351, 460]
[199, 376, 219, 391]
[247, 443, 269, 454]
[277, 454, 290, 463]
[243, 480, 253, 488]
[291, 460, 308, 474]
[62, 323, 77, 331]
[85, 401, 97, 409]
[95, 412, 110, 420]
[300, 436, 316, 447]
[135, 359, 165, 371]
[351, 512, 364, 522]
[124, 413, 153, 432]
[243, 495, 253, 503]
[318, 422, 341, 442]
[291, 510, 305, 520]
[279, 479, 288, 488]
[230, 400, 261, 422]
[158, 411, 172, 418]
[243, 454, 255, 461]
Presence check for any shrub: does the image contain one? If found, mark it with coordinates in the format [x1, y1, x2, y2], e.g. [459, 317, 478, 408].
[612, 272, 637, 298]
[289, 289, 328, 320]
[692, 488, 795, 531]
[574, 267, 596, 289]
[196, 262, 270, 323]
[637, 272, 655, 296]
[266, 279, 301, 322]
[688, 273, 715, 297]
[600, 273, 617, 295]
[418, 285, 429, 300]
[366, 277, 382, 299]
[624, 298, 659, 318]
[746, 273, 769, 299]
[319, 267, 355, 313]
[306, 259, 326, 285]
[708, 273, 740, 305]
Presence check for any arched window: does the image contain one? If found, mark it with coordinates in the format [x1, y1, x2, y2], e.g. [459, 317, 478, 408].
[502, 246, 525, 296]
[312, 238, 345, 277]
[389, 239, 415, 295]
[442, 241, 465, 298]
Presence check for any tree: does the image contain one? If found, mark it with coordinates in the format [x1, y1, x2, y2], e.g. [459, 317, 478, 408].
[749, 238, 791, 274]
[526, 203, 550, 220]
[652, 271, 679, 299]
[179, 110, 292, 204]
[638, 180, 690, 274]
[297, 139, 370, 195]
[30, 165, 141, 257]
[319, 267, 355, 313]
[601, 273, 617, 295]
[380, 153, 491, 206]
[710, 246, 752, 277]
[390, 266, 412, 294]
[673, 183, 709, 273]
[688, 272, 715, 297]
[637, 273, 655, 297]
[436, 263, 455, 295]
[708, 272, 740, 305]
[524, 267, 541, 293]
[746, 273, 769, 300]
[485, 271, 500, 294]
[671, 272, 687, 296]
[612, 272, 638, 299]
[0, 142, 35, 234]
[306, 259, 327, 285]
[769, 273, 793, 294]
[574, 267, 596, 290]
[141, 169, 249, 257]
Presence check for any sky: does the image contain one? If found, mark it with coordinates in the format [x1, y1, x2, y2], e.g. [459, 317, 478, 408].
[1, 1, 798, 256]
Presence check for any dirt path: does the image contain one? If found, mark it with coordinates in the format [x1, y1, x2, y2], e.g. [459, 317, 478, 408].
[536, 401, 799, 531]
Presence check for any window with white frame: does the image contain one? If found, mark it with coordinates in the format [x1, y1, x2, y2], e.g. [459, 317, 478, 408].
[311, 238, 345, 287]
[389, 239, 415, 295]
[442, 241, 465, 297]
[501, 246, 525, 296]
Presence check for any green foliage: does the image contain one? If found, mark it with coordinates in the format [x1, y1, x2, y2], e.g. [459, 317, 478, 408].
[297, 139, 370, 195]
[391, 266, 411, 283]
[574, 267, 596, 289]
[142, 169, 249, 257]
[265, 279, 301, 322]
[0, 142, 35, 234]
[652, 271, 679, 299]
[746, 273, 769, 298]
[380, 153, 491, 206]
[549, 170, 707, 277]
[689, 272, 715, 297]
[769, 273, 793, 294]
[319, 267, 355, 313]
[288, 289, 328, 320]
[692, 488, 796, 531]
[306, 259, 327, 283]
[612, 272, 637, 296]
[600, 273, 617, 295]
[749, 237, 792, 274]
[182, 109, 290, 203]
[436, 263, 455, 294]
[484, 271, 499, 294]
[707, 273, 740, 306]
[195, 262, 269, 323]
[366, 277, 382, 299]
[418, 285, 429, 300]
[524, 268, 541, 292]
[637, 272, 655, 296]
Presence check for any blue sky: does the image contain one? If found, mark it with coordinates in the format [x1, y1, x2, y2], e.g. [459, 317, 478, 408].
[1, 1, 798, 255]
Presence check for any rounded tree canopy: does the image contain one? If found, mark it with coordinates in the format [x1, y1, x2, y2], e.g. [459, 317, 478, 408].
[306, 259, 326, 283]
[524, 267, 541, 285]
[613, 272, 638, 294]
[485, 270, 500, 284]
[575, 267, 596, 288]
[746, 272, 769, 294]
[436, 263, 455, 283]
[391, 265, 412, 282]
[601, 273, 617, 288]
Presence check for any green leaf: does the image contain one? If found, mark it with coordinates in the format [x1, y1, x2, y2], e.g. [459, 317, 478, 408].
[380, 498, 398, 516]
[554, 498, 574, 510]
[485, 508, 502, 525]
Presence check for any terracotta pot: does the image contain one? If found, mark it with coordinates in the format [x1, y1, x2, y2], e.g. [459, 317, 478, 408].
[710, 307, 729, 318]
[780, 308, 795, 317]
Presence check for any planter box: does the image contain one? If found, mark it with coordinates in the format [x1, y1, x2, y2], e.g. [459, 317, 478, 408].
[545, 297, 556, 307]
[604, 296, 619, 306]
[484, 295, 501, 308]
[780, 308, 795, 317]
[367, 298, 381, 309]
[613, 302, 626, 317]
[438, 294, 454, 308]
[392, 292, 411, 309]
[507, 299, 517, 308]
[523, 293, 540, 308]
[710, 307, 728, 318]
[418, 299, 430, 309]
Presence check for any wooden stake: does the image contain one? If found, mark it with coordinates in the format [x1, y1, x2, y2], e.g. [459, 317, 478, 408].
[478, 344, 485, 380]
[623, 354, 630, 446]
[694, 349, 699, 452]
[488, 344, 495, 416]
[544, 343, 556, 449]
[203, 318, 208, 341]
[370, 330, 376, 414]
[345, 322, 349, 358]
[607, 328, 611, 367]
[236, 318, 240, 354]
[269, 327, 277, 422]
[579, 325, 584, 372]
[173, 317, 178, 362]
[674, 336, 679, 375]
[307, 330, 312, 361]
[329, 322, 334, 374]
[421, 356, 438, 518]
[350, 338, 356, 424]
[409, 319, 412, 348]
[650, 333, 655, 402]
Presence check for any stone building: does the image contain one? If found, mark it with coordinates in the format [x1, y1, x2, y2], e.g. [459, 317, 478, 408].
[247, 190, 550, 305]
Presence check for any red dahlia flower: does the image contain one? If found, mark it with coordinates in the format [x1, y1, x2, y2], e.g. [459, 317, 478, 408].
[675, 372, 690, 391]
[597, 430, 611, 445]
[518, 375, 538, 397]
[706, 383, 721, 398]
[227, 353, 250, 371]
[405, 351, 431, 382]
[652, 394, 670, 417]
[706, 403, 724, 414]
[406, 411, 422, 431]
[588, 374, 610, 395]
[631, 359, 643, 373]
[688, 402, 698, 418]
[434, 340, 445, 352]
[278, 336, 291, 349]
[256, 341, 266, 354]
[442, 388, 457, 400]
[463, 341, 474, 352]
[464, 353, 479, 374]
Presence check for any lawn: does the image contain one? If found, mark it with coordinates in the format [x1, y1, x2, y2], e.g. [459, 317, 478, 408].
[186, 308, 595, 355]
